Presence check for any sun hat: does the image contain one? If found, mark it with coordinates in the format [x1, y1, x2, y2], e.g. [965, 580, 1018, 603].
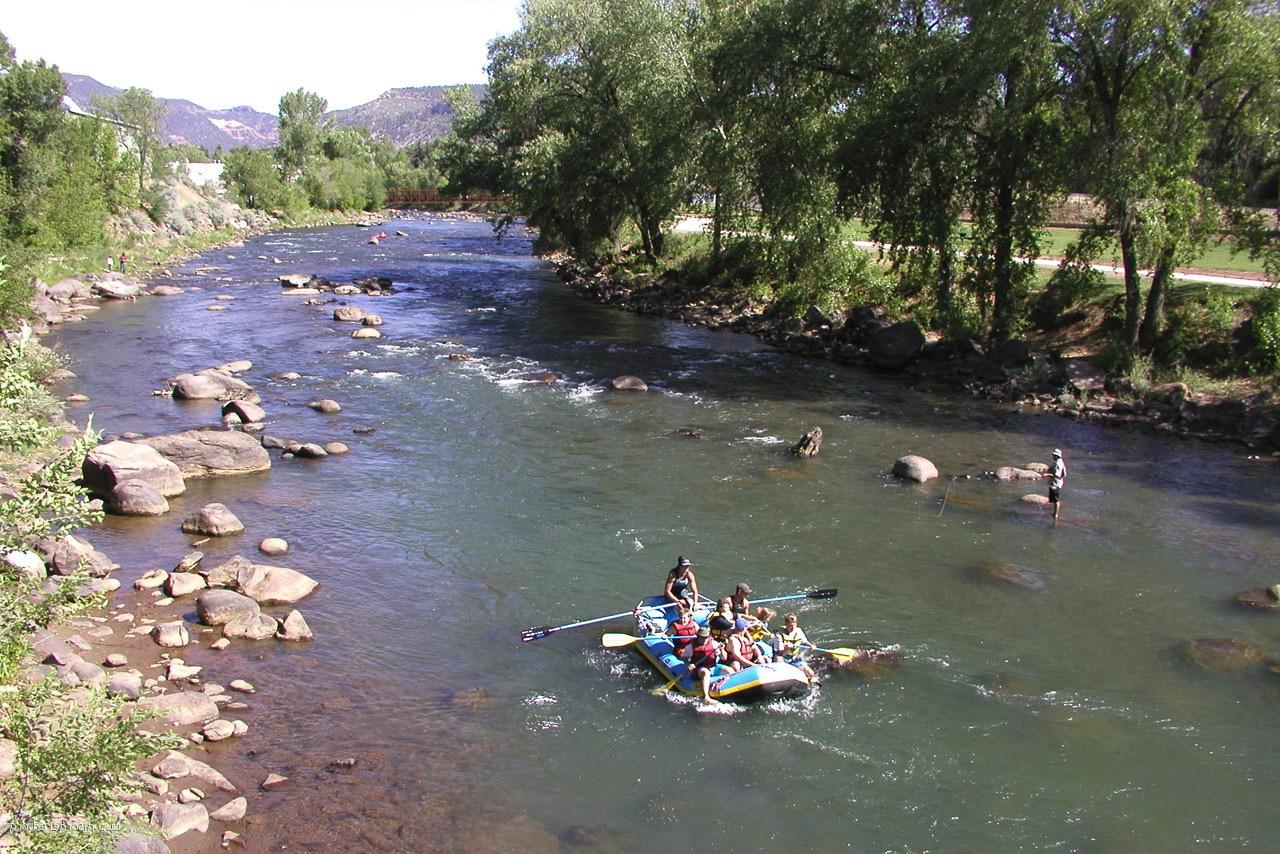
[1052, 448, 1062, 457]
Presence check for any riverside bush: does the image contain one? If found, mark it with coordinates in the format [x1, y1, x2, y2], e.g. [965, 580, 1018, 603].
[1155, 291, 1238, 372]
[1247, 288, 1280, 374]
[0, 326, 64, 452]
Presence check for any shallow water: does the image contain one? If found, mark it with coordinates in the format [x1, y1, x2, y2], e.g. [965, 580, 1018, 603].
[51, 218, 1280, 851]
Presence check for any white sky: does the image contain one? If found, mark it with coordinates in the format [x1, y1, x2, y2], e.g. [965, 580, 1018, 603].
[3, 0, 524, 114]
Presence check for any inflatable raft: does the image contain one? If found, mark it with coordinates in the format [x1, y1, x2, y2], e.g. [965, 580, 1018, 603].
[628, 596, 811, 703]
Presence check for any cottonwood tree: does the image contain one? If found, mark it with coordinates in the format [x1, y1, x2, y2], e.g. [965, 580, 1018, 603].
[277, 88, 328, 180]
[92, 87, 165, 197]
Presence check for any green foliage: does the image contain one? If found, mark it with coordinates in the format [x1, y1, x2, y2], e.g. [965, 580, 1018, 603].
[277, 88, 329, 179]
[90, 87, 166, 198]
[1247, 288, 1280, 374]
[0, 325, 63, 452]
[1155, 290, 1239, 370]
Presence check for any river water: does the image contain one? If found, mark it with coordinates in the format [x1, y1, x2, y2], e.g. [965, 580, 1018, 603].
[50, 218, 1280, 852]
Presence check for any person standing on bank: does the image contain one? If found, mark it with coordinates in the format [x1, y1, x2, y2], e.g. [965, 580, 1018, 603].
[1048, 448, 1066, 520]
[663, 556, 699, 606]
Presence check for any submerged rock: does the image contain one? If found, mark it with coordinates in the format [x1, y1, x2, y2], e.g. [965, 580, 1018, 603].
[975, 561, 1046, 591]
[996, 466, 1043, 482]
[610, 375, 648, 392]
[790, 427, 823, 459]
[1232, 587, 1280, 612]
[1177, 637, 1273, 671]
[308, 399, 342, 414]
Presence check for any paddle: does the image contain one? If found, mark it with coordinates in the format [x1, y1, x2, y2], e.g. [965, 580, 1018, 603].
[650, 676, 682, 695]
[523, 589, 836, 643]
[809, 645, 874, 664]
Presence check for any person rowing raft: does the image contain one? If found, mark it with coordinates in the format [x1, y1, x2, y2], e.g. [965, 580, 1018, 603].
[663, 556, 699, 606]
[772, 613, 817, 681]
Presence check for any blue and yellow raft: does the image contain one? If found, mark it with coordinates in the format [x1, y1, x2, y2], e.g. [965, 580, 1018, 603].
[627, 596, 811, 703]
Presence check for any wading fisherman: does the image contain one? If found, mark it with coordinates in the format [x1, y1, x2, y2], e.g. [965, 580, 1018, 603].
[663, 555, 699, 606]
[1048, 448, 1067, 520]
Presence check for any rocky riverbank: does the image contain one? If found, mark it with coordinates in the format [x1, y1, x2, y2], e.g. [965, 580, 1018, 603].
[552, 255, 1280, 454]
[3, 216, 414, 851]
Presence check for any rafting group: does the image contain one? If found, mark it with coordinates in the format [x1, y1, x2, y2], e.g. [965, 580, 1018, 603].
[522, 555, 891, 705]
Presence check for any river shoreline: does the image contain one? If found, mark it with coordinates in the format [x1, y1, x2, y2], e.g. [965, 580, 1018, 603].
[549, 253, 1280, 455]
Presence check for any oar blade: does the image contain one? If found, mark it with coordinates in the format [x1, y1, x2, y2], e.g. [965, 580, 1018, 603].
[821, 647, 862, 663]
[807, 588, 838, 600]
[601, 633, 641, 648]
[520, 626, 555, 643]
[650, 676, 681, 695]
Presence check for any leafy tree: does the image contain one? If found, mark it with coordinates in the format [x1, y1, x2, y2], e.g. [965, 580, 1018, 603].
[222, 146, 288, 210]
[277, 88, 328, 179]
[91, 87, 166, 198]
[0, 31, 67, 242]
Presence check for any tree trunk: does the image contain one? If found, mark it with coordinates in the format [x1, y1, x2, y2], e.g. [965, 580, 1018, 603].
[1117, 204, 1142, 350]
[1139, 244, 1175, 351]
[712, 190, 723, 273]
[991, 175, 1016, 341]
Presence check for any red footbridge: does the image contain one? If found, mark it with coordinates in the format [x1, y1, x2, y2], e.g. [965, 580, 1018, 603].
[384, 189, 503, 209]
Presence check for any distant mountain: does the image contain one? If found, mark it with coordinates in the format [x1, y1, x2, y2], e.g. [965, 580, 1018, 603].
[328, 85, 486, 147]
[61, 74, 484, 151]
[62, 74, 279, 151]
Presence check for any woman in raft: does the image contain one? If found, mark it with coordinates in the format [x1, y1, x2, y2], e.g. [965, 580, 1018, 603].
[663, 556, 700, 606]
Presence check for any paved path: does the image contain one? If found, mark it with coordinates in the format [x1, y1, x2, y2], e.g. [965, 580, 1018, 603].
[671, 216, 1274, 289]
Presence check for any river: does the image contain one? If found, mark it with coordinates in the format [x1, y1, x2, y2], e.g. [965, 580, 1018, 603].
[50, 217, 1280, 851]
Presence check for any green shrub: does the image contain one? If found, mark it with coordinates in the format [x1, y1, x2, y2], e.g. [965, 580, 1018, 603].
[1248, 288, 1280, 375]
[1156, 290, 1239, 371]
[0, 326, 64, 452]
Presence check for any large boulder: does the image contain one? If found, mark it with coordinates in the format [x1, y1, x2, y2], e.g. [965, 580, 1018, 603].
[47, 278, 90, 301]
[181, 503, 244, 536]
[108, 479, 169, 516]
[892, 455, 939, 483]
[172, 370, 255, 402]
[35, 534, 116, 577]
[868, 321, 926, 368]
[141, 692, 219, 726]
[278, 610, 313, 641]
[279, 273, 314, 288]
[333, 306, 366, 322]
[1177, 637, 1273, 671]
[139, 430, 270, 479]
[308, 399, 341, 414]
[3, 549, 48, 579]
[93, 279, 141, 300]
[151, 750, 235, 791]
[166, 572, 207, 597]
[196, 589, 261, 626]
[995, 466, 1044, 482]
[236, 562, 318, 604]
[203, 555, 252, 589]
[83, 440, 186, 498]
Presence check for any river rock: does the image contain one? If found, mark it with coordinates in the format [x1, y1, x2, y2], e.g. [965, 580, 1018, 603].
[790, 427, 823, 459]
[236, 562, 317, 604]
[166, 572, 207, 597]
[258, 537, 288, 556]
[869, 321, 925, 368]
[209, 796, 247, 823]
[167, 660, 202, 680]
[181, 503, 245, 536]
[151, 285, 184, 296]
[352, 327, 382, 339]
[139, 430, 271, 478]
[323, 442, 348, 455]
[83, 440, 186, 497]
[202, 719, 236, 742]
[892, 455, 938, 483]
[222, 401, 266, 424]
[279, 273, 313, 287]
[107, 671, 143, 700]
[48, 277, 89, 301]
[36, 534, 116, 577]
[362, 314, 383, 326]
[149, 802, 209, 841]
[610, 375, 648, 392]
[977, 561, 1046, 591]
[333, 306, 366, 322]
[996, 466, 1043, 481]
[196, 589, 261, 626]
[260, 773, 289, 791]
[3, 548, 47, 579]
[293, 443, 328, 458]
[175, 551, 204, 573]
[142, 692, 219, 726]
[105, 653, 128, 667]
[94, 279, 141, 300]
[109, 479, 170, 516]
[1024, 462, 1050, 474]
[308, 399, 341, 414]
[269, 371, 301, 381]
[0, 738, 16, 781]
[1021, 493, 1051, 505]
[523, 372, 559, 384]
[1232, 587, 1280, 612]
[277, 610, 313, 641]
[69, 657, 106, 685]
[223, 611, 279, 641]
[135, 569, 168, 590]
[171, 374, 231, 400]
[178, 787, 205, 804]
[229, 679, 255, 693]
[334, 285, 361, 295]
[204, 555, 251, 588]
[260, 435, 288, 450]
[154, 621, 190, 648]
[1177, 637, 1272, 671]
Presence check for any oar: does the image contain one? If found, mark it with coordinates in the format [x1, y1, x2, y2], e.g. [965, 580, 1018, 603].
[521, 600, 682, 642]
[650, 676, 682, 695]
[753, 588, 837, 606]
[809, 645, 873, 664]
[601, 632, 695, 648]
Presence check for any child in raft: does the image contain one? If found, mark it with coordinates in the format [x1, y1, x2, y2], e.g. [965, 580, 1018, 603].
[665, 601, 698, 656]
[682, 626, 725, 704]
[772, 613, 817, 681]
